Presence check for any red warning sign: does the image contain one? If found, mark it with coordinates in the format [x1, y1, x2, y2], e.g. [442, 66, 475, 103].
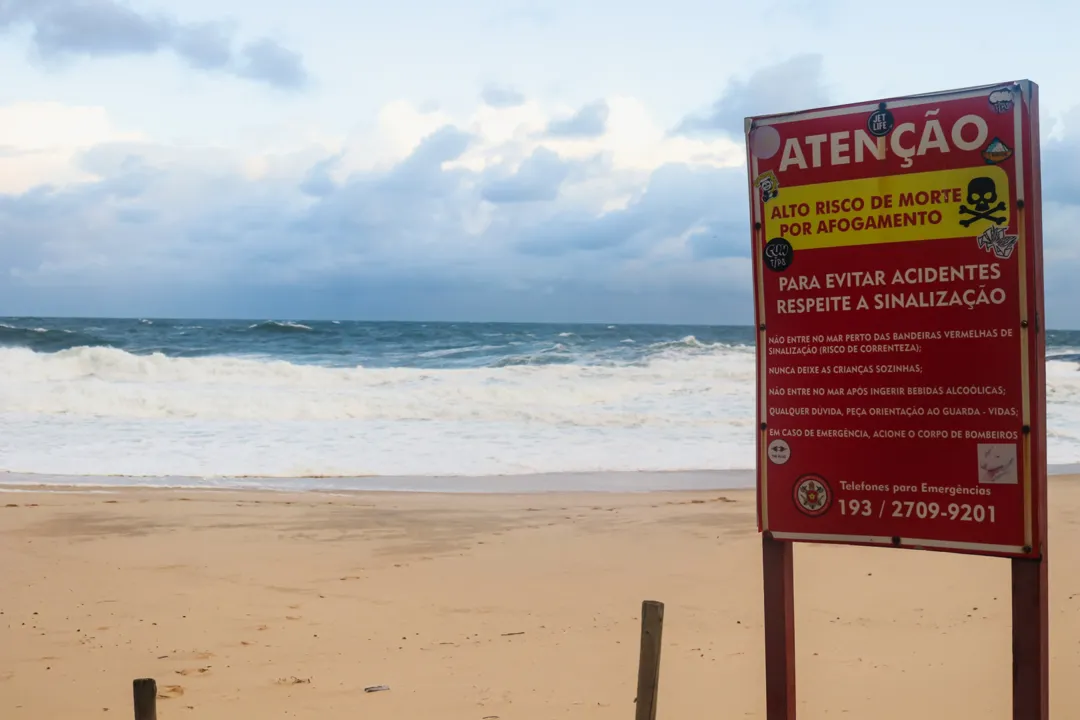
[746, 81, 1046, 559]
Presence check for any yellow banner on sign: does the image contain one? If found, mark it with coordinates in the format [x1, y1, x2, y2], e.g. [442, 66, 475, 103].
[762, 166, 1011, 250]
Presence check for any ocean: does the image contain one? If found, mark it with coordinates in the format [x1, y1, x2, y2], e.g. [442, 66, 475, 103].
[1, 317, 1079, 491]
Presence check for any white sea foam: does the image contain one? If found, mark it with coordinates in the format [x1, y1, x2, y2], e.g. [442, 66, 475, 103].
[0, 345, 756, 478]
[0, 346, 1078, 480]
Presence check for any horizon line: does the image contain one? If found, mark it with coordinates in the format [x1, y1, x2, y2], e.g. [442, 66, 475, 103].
[3, 315, 1079, 333]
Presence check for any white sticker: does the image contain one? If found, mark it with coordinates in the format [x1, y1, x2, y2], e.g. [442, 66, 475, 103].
[767, 439, 791, 465]
[976, 225, 1018, 259]
[978, 443, 1018, 485]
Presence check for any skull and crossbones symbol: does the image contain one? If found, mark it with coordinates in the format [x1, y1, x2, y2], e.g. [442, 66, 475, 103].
[959, 177, 1007, 228]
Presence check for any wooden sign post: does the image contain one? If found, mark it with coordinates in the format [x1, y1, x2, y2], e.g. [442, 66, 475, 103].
[745, 81, 1048, 719]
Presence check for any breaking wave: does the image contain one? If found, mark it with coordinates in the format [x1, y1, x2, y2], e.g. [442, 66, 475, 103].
[246, 320, 315, 333]
[1, 318, 1078, 480]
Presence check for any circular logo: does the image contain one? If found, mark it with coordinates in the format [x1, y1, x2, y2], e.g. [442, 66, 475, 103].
[767, 439, 791, 465]
[867, 105, 894, 138]
[749, 125, 782, 160]
[793, 474, 832, 517]
[763, 237, 793, 272]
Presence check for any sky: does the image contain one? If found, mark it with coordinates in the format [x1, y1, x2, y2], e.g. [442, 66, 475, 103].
[1, 0, 1080, 326]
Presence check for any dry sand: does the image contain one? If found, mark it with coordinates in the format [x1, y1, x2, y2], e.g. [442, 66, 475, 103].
[1, 478, 1078, 719]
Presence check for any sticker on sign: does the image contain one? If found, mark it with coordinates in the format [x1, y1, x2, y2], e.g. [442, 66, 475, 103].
[745, 81, 1046, 560]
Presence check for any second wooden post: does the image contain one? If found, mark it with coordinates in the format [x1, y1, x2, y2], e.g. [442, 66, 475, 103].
[635, 599, 665, 720]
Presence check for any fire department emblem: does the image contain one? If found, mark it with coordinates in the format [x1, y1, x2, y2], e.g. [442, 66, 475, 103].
[793, 474, 832, 517]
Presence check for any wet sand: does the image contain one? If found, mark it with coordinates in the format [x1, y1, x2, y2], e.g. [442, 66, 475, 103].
[1, 477, 1078, 719]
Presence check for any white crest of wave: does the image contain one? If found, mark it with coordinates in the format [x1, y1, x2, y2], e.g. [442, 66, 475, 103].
[0, 345, 756, 424]
[4, 348, 1080, 478]
[415, 344, 503, 359]
[249, 320, 313, 331]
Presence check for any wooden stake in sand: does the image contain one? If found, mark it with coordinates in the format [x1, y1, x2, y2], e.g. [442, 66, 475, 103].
[635, 600, 664, 720]
[132, 678, 157, 720]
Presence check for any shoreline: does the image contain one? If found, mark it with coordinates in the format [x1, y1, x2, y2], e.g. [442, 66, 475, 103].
[0, 469, 752, 494]
[1, 464, 1079, 494]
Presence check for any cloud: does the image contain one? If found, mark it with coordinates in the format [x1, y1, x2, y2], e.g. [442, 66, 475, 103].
[173, 21, 234, 70]
[236, 38, 309, 90]
[299, 153, 343, 198]
[546, 100, 610, 138]
[514, 163, 747, 258]
[481, 147, 575, 203]
[0, 101, 145, 193]
[675, 54, 829, 136]
[24, 0, 168, 56]
[0, 95, 751, 323]
[0, 0, 309, 90]
[5, 79, 1080, 327]
[481, 84, 526, 109]
[1034, 105, 1080, 329]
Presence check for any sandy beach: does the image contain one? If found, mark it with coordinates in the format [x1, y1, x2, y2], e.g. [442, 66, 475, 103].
[1, 478, 1078, 719]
